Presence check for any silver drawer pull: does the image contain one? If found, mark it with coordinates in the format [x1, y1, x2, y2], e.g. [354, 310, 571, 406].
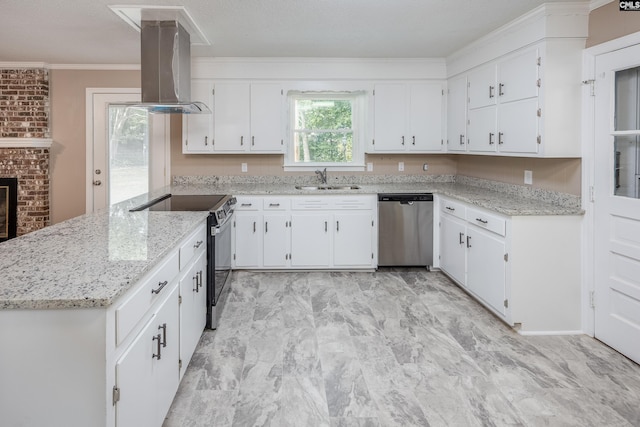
[194, 240, 203, 249]
[158, 323, 167, 347]
[269, 203, 280, 207]
[241, 203, 252, 207]
[152, 334, 162, 360]
[459, 232, 464, 245]
[445, 206, 455, 211]
[151, 280, 168, 294]
[475, 218, 488, 224]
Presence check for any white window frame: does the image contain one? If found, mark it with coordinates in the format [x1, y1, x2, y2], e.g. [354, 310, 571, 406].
[284, 91, 366, 171]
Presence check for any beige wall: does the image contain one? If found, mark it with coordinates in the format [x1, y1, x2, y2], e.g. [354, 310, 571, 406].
[456, 155, 582, 195]
[587, 1, 640, 48]
[49, 69, 140, 224]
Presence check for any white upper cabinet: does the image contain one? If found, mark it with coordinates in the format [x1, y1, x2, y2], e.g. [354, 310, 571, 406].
[183, 81, 284, 154]
[372, 82, 444, 153]
[468, 64, 497, 110]
[182, 80, 214, 153]
[446, 75, 468, 152]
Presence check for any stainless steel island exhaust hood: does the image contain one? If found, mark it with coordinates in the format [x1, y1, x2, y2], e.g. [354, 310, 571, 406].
[134, 20, 210, 114]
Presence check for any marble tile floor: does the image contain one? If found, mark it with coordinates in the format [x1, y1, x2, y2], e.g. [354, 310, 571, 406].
[163, 270, 640, 427]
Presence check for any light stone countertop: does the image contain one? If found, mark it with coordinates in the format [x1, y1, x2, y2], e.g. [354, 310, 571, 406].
[0, 201, 209, 310]
[0, 176, 582, 311]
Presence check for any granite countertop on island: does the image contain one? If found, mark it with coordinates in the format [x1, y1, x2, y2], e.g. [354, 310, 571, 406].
[0, 202, 208, 310]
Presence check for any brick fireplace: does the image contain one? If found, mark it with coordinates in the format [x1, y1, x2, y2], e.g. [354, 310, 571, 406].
[0, 68, 51, 238]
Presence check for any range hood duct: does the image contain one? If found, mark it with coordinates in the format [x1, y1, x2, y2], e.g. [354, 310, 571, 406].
[135, 20, 210, 114]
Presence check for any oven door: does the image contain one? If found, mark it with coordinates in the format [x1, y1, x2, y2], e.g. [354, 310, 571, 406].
[207, 214, 233, 329]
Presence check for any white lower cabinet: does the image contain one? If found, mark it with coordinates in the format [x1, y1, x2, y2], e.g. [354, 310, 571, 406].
[178, 249, 207, 379]
[438, 196, 582, 333]
[0, 220, 208, 427]
[232, 195, 377, 269]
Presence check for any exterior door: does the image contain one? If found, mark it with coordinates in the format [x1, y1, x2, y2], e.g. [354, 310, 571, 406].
[87, 89, 169, 213]
[594, 43, 640, 364]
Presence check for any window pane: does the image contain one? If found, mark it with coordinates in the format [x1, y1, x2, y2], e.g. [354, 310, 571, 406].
[108, 106, 149, 205]
[294, 131, 353, 163]
[614, 135, 640, 198]
[295, 99, 352, 130]
[615, 67, 640, 131]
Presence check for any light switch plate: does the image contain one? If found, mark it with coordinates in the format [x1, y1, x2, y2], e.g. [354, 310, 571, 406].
[241, 163, 248, 173]
[367, 162, 373, 172]
[398, 162, 404, 172]
[524, 170, 533, 185]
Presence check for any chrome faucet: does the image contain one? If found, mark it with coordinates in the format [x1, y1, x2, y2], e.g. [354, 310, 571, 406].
[315, 168, 328, 184]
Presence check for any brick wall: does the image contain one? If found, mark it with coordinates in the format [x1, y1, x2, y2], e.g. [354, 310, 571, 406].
[0, 68, 50, 138]
[0, 67, 51, 236]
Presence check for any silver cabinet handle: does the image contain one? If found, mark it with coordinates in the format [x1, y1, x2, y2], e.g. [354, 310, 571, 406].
[466, 235, 472, 248]
[265, 221, 268, 233]
[241, 136, 244, 146]
[499, 83, 504, 96]
[193, 274, 199, 292]
[197, 271, 203, 289]
[498, 132, 504, 145]
[336, 221, 340, 232]
[194, 240, 203, 249]
[459, 134, 465, 145]
[459, 232, 464, 245]
[152, 334, 162, 360]
[241, 203, 252, 207]
[205, 136, 208, 146]
[159, 323, 167, 347]
[253, 221, 256, 233]
[445, 206, 455, 211]
[489, 132, 494, 145]
[401, 136, 405, 145]
[412, 136, 416, 145]
[269, 203, 280, 207]
[252, 136, 255, 146]
[325, 221, 328, 232]
[489, 85, 495, 98]
[476, 218, 488, 224]
[151, 280, 168, 294]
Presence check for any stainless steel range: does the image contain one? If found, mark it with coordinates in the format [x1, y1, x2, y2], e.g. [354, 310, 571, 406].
[132, 194, 236, 329]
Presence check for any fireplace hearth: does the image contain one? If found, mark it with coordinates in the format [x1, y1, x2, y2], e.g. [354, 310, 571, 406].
[0, 177, 18, 242]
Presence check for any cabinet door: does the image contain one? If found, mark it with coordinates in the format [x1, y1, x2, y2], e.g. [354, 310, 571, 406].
[466, 227, 506, 318]
[179, 251, 207, 379]
[290, 213, 331, 267]
[447, 75, 468, 152]
[497, 48, 539, 104]
[183, 80, 213, 153]
[234, 213, 263, 267]
[263, 213, 290, 267]
[213, 83, 251, 152]
[250, 83, 284, 152]
[497, 98, 539, 154]
[333, 212, 374, 267]
[153, 285, 180, 427]
[373, 84, 407, 151]
[440, 214, 466, 285]
[468, 64, 496, 109]
[467, 106, 497, 153]
[115, 316, 156, 427]
[409, 83, 443, 152]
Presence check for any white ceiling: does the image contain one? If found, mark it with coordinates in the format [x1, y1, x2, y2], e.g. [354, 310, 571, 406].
[0, 0, 592, 65]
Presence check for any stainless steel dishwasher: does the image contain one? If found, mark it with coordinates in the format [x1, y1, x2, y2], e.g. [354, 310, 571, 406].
[378, 193, 434, 268]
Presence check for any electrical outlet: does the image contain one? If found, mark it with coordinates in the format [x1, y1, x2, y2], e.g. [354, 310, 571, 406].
[241, 163, 248, 173]
[524, 170, 533, 185]
[367, 162, 373, 172]
[398, 162, 404, 172]
[423, 163, 429, 171]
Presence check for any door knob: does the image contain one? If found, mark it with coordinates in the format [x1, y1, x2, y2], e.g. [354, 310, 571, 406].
[93, 180, 102, 186]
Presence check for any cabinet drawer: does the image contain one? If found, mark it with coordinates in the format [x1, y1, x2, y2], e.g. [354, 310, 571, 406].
[235, 196, 261, 210]
[179, 222, 207, 271]
[466, 207, 506, 236]
[263, 197, 289, 210]
[115, 249, 180, 346]
[332, 195, 374, 210]
[291, 197, 332, 210]
[440, 198, 466, 220]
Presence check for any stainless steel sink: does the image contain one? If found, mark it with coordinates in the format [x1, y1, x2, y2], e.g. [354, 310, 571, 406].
[295, 185, 360, 190]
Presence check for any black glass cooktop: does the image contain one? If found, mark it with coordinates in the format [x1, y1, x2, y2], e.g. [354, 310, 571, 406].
[131, 194, 227, 212]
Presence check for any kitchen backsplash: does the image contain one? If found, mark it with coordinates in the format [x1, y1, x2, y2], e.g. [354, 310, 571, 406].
[173, 174, 581, 209]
